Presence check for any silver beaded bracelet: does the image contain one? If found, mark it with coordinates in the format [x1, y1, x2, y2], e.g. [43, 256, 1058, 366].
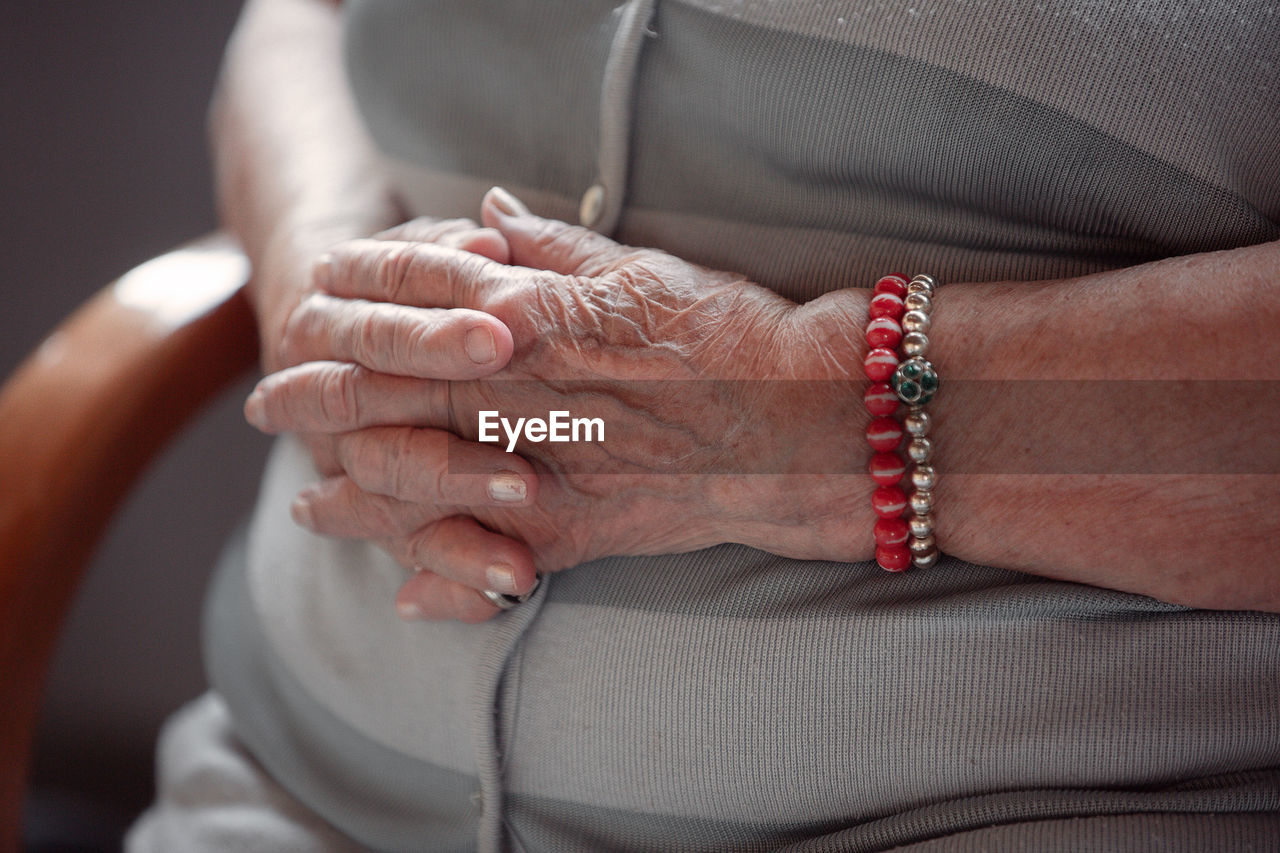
[892, 274, 940, 570]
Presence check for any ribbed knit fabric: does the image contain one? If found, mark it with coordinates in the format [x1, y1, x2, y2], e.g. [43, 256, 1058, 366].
[150, 1, 1280, 850]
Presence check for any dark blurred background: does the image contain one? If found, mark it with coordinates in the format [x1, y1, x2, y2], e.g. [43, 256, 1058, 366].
[2, 3, 273, 847]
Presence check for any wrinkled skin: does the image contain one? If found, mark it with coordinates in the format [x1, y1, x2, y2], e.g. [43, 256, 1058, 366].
[248, 190, 873, 620]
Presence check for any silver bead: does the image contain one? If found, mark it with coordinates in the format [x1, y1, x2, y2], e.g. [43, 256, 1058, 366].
[910, 274, 937, 294]
[904, 292, 932, 313]
[908, 514, 935, 539]
[907, 436, 933, 463]
[908, 530, 936, 552]
[904, 408, 931, 436]
[901, 309, 931, 334]
[909, 489, 933, 515]
[901, 331, 929, 357]
[910, 464, 937, 491]
[911, 547, 939, 569]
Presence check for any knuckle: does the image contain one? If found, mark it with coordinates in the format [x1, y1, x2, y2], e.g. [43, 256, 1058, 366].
[444, 251, 489, 306]
[316, 364, 362, 427]
[561, 230, 601, 268]
[407, 517, 454, 568]
[279, 295, 324, 361]
[425, 381, 453, 427]
[387, 429, 424, 498]
[393, 310, 436, 375]
[348, 497, 401, 538]
[430, 445, 453, 503]
[337, 432, 385, 492]
[376, 243, 418, 305]
[530, 219, 567, 253]
[348, 304, 383, 367]
[304, 434, 342, 476]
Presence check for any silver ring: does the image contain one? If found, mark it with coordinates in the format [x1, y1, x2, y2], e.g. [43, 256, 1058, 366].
[481, 574, 542, 610]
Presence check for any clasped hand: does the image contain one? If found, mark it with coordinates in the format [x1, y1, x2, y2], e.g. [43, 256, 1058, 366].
[246, 189, 872, 621]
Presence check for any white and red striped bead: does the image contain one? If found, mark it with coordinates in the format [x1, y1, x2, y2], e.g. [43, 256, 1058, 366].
[872, 485, 908, 518]
[866, 316, 903, 349]
[873, 274, 909, 299]
[869, 292, 906, 320]
[868, 451, 906, 486]
[863, 347, 899, 382]
[873, 516, 910, 547]
[864, 382, 899, 417]
[865, 417, 904, 452]
[875, 545, 911, 572]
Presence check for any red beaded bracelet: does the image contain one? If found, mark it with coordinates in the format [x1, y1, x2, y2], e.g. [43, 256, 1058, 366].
[864, 272, 943, 572]
[864, 273, 912, 572]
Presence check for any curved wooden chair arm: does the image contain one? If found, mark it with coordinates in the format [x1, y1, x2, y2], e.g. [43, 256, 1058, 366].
[0, 234, 257, 850]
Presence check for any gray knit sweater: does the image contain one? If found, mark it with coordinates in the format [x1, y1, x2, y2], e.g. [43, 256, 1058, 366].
[204, 1, 1280, 850]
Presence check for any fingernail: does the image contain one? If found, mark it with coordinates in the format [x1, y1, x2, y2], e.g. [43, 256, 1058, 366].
[397, 600, 424, 621]
[486, 562, 520, 595]
[487, 471, 527, 503]
[465, 326, 496, 364]
[487, 186, 530, 217]
[244, 389, 266, 427]
[290, 496, 315, 528]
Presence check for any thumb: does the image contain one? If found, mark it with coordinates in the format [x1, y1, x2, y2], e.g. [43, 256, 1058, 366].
[480, 186, 634, 277]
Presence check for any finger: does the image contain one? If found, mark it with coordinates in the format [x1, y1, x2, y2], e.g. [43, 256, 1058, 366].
[300, 433, 343, 477]
[375, 217, 511, 265]
[278, 293, 514, 376]
[374, 217, 469, 242]
[314, 237, 526, 310]
[481, 186, 638, 276]
[384, 515, 538, 598]
[393, 571, 500, 624]
[291, 475, 446, 539]
[247, 362, 451, 433]
[332, 427, 537, 507]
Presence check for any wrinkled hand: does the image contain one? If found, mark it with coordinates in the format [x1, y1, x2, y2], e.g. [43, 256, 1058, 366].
[281, 216, 518, 483]
[258, 216, 542, 622]
[248, 189, 873, 621]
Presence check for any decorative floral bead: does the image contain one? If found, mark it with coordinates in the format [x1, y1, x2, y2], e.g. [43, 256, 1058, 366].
[863, 347, 899, 382]
[871, 485, 907, 517]
[891, 357, 939, 405]
[863, 382, 899, 416]
[873, 516, 910, 547]
[869, 292, 905, 320]
[866, 417, 904, 452]
[873, 274, 908, 298]
[868, 451, 906, 485]
[865, 316, 903, 349]
[876, 545, 911, 572]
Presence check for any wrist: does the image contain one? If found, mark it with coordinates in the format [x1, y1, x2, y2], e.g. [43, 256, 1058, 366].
[711, 288, 876, 562]
[251, 216, 394, 373]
